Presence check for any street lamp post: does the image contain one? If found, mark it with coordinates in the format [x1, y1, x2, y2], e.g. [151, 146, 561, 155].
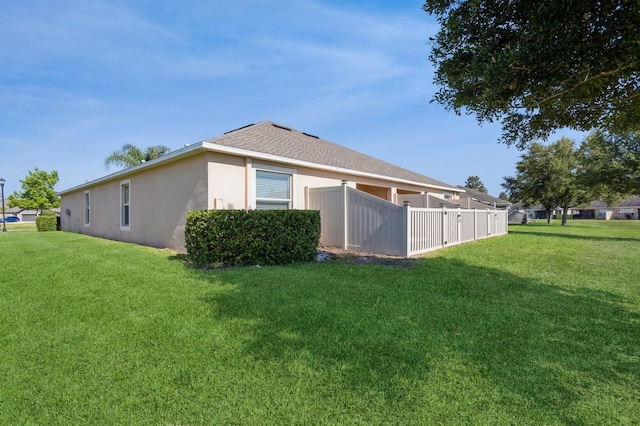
[0, 177, 6, 232]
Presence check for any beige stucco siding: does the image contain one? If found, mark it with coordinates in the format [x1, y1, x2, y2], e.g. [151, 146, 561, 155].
[206, 152, 248, 210]
[61, 147, 455, 253]
[60, 154, 209, 251]
[293, 165, 446, 206]
[206, 155, 452, 211]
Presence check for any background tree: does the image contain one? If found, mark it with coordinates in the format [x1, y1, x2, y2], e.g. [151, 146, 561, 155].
[8, 168, 60, 215]
[105, 144, 171, 170]
[498, 191, 510, 202]
[578, 130, 640, 206]
[424, 0, 640, 148]
[464, 175, 487, 193]
[502, 138, 586, 225]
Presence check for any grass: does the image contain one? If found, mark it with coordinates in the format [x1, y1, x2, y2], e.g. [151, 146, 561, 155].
[0, 222, 36, 232]
[1, 220, 638, 424]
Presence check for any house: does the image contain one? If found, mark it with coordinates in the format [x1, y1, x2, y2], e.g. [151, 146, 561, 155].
[455, 186, 511, 209]
[59, 121, 467, 252]
[510, 203, 545, 220]
[1, 207, 23, 221]
[614, 196, 640, 219]
[574, 200, 610, 219]
[510, 203, 582, 221]
[0, 207, 60, 222]
[576, 197, 640, 220]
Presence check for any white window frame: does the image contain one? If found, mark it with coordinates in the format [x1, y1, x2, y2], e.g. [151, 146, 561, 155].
[253, 164, 295, 210]
[84, 190, 91, 227]
[120, 179, 131, 231]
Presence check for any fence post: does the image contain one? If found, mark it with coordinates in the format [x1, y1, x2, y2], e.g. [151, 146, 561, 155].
[342, 181, 348, 249]
[442, 206, 448, 247]
[457, 208, 462, 243]
[487, 209, 491, 236]
[474, 208, 478, 240]
[404, 201, 411, 257]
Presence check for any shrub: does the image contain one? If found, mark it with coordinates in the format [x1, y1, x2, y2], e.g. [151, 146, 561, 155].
[36, 215, 58, 232]
[185, 210, 321, 268]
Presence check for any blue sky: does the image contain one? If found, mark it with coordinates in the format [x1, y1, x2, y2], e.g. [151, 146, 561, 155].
[1, 0, 580, 197]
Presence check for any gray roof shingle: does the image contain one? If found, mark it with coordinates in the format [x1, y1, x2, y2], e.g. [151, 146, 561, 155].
[456, 186, 511, 206]
[205, 121, 456, 190]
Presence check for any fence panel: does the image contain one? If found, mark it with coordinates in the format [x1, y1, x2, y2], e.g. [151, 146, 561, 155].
[446, 209, 461, 246]
[475, 210, 490, 239]
[309, 187, 345, 248]
[495, 210, 508, 235]
[311, 186, 509, 257]
[459, 210, 476, 242]
[409, 208, 443, 255]
[346, 187, 405, 256]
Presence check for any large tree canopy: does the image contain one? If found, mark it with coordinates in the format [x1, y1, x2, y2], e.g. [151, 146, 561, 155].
[7, 168, 60, 214]
[105, 144, 171, 170]
[502, 138, 588, 225]
[424, 0, 640, 148]
[578, 130, 640, 204]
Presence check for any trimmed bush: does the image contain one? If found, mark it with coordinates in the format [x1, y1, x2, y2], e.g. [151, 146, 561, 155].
[185, 209, 321, 268]
[36, 215, 58, 232]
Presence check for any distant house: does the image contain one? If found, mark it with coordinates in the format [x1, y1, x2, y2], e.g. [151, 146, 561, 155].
[612, 197, 640, 219]
[509, 197, 640, 221]
[1, 207, 61, 222]
[576, 197, 640, 220]
[574, 200, 610, 219]
[510, 203, 581, 221]
[455, 186, 511, 209]
[59, 121, 470, 252]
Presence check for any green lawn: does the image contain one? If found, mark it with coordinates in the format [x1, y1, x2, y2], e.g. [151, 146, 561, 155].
[1, 221, 638, 424]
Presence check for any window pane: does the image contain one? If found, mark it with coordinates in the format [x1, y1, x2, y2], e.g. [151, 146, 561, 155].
[121, 183, 130, 228]
[122, 184, 130, 204]
[256, 201, 289, 210]
[84, 193, 90, 225]
[256, 171, 290, 199]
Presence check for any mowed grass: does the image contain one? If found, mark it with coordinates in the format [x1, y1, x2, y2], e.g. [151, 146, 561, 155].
[1, 220, 638, 424]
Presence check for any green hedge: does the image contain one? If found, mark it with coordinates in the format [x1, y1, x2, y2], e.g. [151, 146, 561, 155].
[36, 215, 57, 232]
[185, 209, 321, 268]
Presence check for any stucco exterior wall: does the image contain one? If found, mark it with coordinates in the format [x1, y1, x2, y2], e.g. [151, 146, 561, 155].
[205, 156, 449, 211]
[60, 154, 209, 251]
[200, 153, 456, 218]
[206, 152, 248, 210]
[61, 148, 454, 253]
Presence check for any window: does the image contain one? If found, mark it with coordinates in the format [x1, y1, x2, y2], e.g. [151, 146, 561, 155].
[255, 170, 291, 210]
[121, 180, 130, 230]
[84, 191, 90, 226]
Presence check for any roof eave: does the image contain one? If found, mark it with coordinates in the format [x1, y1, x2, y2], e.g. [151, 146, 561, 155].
[201, 142, 460, 192]
[57, 142, 206, 195]
[58, 138, 460, 196]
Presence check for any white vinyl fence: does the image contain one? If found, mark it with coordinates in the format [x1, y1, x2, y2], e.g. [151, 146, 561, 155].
[309, 185, 508, 257]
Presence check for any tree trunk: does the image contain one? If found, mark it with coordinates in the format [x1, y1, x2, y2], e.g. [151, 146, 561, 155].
[546, 209, 552, 224]
[561, 206, 569, 226]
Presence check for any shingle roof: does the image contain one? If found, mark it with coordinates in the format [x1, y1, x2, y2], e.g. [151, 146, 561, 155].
[205, 121, 457, 190]
[615, 196, 640, 207]
[456, 186, 511, 206]
[429, 195, 494, 209]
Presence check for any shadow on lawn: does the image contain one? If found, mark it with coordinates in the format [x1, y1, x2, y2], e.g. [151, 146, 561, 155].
[201, 259, 639, 421]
